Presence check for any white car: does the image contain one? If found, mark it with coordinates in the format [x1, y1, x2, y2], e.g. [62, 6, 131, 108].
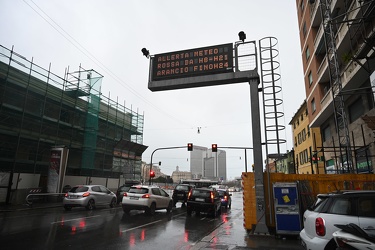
[300, 190, 375, 250]
[121, 185, 173, 215]
[63, 185, 117, 210]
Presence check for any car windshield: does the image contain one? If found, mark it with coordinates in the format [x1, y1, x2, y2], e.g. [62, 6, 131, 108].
[217, 190, 226, 196]
[70, 186, 89, 193]
[119, 186, 131, 192]
[192, 190, 211, 197]
[176, 185, 189, 191]
[129, 187, 148, 194]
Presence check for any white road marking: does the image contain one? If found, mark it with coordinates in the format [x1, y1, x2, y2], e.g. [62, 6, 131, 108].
[121, 220, 162, 233]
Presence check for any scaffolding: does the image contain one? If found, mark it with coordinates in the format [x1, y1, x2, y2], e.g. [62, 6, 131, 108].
[0, 45, 146, 180]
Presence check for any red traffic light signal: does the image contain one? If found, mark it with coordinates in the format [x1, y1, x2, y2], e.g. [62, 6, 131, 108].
[187, 143, 193, 151]
[150, 170, 155, 178]
[212, 144, 217, 152]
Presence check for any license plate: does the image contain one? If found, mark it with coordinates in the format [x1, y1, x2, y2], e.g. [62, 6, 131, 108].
[130, 197, 139, 200]
[196, 198, 204, 202]
[69, 195, 77, 199]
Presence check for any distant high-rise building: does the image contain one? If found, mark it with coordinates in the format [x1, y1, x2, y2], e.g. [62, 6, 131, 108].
[189, 146, 226, 181]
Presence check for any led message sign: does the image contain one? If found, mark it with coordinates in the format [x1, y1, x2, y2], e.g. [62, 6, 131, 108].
[151, 43, 233, 81]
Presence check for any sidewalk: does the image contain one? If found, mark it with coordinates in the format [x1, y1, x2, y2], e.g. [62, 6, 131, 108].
[191, 209, 304, 250]
[0, 202, 303, 250]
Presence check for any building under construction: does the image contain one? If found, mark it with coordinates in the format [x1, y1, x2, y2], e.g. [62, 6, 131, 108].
[0, 45, 147, 203]
[295, 0, 375, 174]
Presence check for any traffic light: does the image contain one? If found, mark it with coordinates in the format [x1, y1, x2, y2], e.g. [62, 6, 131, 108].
[187, 143, 193, 151]
[311, 153, 319, 163]
[150, 170, 155, 178]
[212, 144, 217, 152]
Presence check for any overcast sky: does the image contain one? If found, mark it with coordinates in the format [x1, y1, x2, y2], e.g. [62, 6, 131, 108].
[0, 0, 305, 180]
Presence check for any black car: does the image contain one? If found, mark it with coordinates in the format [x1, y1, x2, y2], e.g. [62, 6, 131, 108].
[172, 184, 195, 207]
[116, 180, 141, 204]
[217, 189, 232, 209]
[186, 187, 221, 217]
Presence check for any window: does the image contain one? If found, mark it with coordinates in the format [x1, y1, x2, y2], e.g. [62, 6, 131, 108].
[308, 71, 313, 86]
[348, 98, 364, 123]
[306, 47, 310, 61]
[302, 21, 307, 37]
[299, 149, 309, 165]
[301, 114, 304, 121]
[322, 125, 331, 142]
[311, 98, 316, 112]
[358, 197, 375, 218]
[329, 198, 352, 215]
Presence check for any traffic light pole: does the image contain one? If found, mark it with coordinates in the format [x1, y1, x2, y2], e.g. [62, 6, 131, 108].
[215, 146, 253, 172]
[149, 146, 187, 185]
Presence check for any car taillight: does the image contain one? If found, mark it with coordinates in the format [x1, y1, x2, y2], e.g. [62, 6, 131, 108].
[142, 194, 150, 198]
[315, 217, 325, 236]
[188, 191, 191, 199]
[210, 192, 214, 202]
[64, 193, 68, 197]
[82, 192, 90, 197]
[224, 195, 228, 201]
[123, 192, 128, 197]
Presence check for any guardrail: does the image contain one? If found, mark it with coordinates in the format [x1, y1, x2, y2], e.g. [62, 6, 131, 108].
[25, 193, 66, 206]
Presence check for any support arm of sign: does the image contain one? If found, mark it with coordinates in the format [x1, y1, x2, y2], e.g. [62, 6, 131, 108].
[149, 146, 187, 185]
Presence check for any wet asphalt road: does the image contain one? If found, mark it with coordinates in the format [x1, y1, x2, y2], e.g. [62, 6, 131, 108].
[0, 192, 237, 250]
[0, 192, 303, 250]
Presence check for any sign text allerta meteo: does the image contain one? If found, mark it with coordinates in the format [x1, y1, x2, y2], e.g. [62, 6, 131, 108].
[152, 43, 233, 81]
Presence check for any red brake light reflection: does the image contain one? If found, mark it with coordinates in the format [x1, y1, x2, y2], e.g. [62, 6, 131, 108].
[123, 192, 128, 197]
[315, 217, 325, 236]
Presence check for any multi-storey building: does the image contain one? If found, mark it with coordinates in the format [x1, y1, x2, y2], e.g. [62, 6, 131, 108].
[171, 166, 191, 183]
[295, 0, 375, 173]
[189, 145, 227, 181]
[0, 45, 147, 203]
[290, 100, 325, 174]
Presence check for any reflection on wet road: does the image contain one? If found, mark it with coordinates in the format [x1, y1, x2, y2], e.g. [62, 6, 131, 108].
[0, 192, 243, 250]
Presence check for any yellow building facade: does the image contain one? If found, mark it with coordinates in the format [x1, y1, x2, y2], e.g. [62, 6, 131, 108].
[290, 100, 325, 174]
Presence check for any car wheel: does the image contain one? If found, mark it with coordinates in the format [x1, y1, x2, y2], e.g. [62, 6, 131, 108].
[110, 198, 116, 208]
[86, 199, 95, 210]
[64, 205, 72, 211]
[187, 207, 192, 215]
[166, 201, 173, 213]
[146, 203, 156, 215]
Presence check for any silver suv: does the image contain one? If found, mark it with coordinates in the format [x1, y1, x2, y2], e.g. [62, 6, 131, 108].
[121, 185, 173, 215]
[300, 190, 375, 250]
